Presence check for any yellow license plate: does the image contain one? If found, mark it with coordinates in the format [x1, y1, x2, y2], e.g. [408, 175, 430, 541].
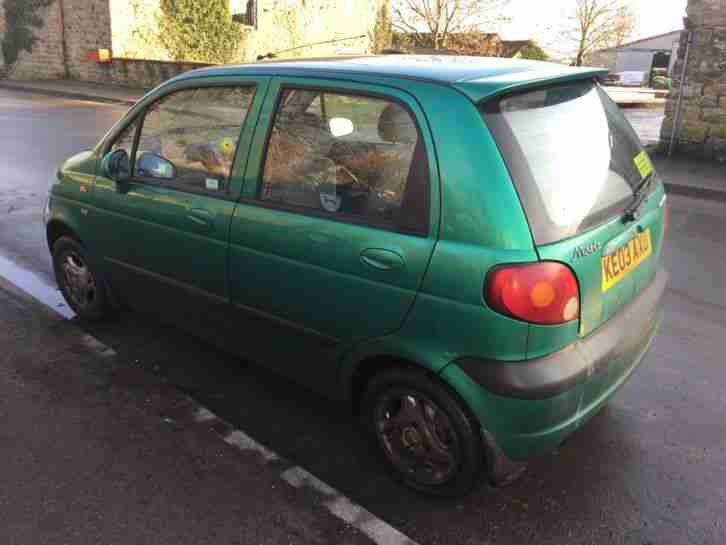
[601, 229, 652, 292]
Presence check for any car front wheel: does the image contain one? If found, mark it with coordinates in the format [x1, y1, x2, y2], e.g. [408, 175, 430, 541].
[52, 236, 108, 321]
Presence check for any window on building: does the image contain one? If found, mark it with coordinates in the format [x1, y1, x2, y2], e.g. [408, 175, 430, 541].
[231, 0, 256, 27]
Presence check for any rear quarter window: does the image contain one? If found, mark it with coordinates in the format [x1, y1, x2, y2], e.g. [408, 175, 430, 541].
[482, 80, 648, 244]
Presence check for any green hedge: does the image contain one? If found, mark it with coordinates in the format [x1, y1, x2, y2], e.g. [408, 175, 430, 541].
[158, 0, 243, 64]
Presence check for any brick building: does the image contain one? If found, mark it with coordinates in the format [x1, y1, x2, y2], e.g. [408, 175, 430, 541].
[110, 0, 384, 62]
[0, 0, 385, 85]
[0, 0, 112, 80]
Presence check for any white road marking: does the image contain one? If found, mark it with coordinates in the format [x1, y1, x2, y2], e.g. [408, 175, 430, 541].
[0, 254, 74, 318]
[223, 429, 280, 462]
[0, 253, 420, 545]
[81, 333, 117, 357]
[283, 466, 418, 545]
[193, 406, 218, 423]
[281, 466, 337, 496]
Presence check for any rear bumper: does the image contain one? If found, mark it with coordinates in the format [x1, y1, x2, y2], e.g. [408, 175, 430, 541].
[457, 266, 668, 400]
[441, 267, 667, 466]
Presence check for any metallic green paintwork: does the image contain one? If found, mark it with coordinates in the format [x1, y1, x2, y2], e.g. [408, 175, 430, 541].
[227, 77, 440, 393]
[46, 58, 666, 464]
[440, 310, 658, 460]
[88, 76, 270, 307]
[177, 56, 607, 103]
[46, 150, 98, 251]
[536, 182, 667, 337]
[452, 66, 609, 102]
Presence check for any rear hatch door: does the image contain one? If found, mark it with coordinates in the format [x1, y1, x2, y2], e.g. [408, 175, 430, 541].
[482, 80, 666, 336]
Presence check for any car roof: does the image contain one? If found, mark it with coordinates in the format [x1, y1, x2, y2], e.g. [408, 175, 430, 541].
[179, 55, 608, 103]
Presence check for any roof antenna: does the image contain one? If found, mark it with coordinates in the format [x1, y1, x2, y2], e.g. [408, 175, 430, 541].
[257, 34, 367, 61]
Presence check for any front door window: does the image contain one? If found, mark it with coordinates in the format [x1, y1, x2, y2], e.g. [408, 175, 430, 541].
[132, 86, 255, 196]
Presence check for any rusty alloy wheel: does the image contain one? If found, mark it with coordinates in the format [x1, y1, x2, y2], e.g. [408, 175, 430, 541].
[60, 251, 97, 311]
[374, 389, 461, 486]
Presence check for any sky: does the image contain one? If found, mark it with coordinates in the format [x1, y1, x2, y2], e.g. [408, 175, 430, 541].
[497, 0, 688, 42]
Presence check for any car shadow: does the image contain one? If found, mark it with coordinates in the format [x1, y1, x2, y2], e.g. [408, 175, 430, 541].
[77, 310, 649, 545]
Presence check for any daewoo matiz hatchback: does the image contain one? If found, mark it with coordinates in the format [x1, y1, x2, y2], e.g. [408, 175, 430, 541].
[45, 56, 668, 496]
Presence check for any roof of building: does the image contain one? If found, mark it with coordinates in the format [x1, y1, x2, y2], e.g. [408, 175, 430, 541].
[178, 55, 607, 102]
[596, 30, 683, 53]
[500, 40, 535, 57]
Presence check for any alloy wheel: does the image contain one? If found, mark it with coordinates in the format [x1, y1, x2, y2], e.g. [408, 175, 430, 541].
[375, 390, 460, 486]
[60, 252, 97, 310]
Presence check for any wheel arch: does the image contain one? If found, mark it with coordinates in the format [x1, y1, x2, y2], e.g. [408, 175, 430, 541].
[347, 354, 428, 414]
[46, 219, 83, 251]
[46, 219, 120, 310]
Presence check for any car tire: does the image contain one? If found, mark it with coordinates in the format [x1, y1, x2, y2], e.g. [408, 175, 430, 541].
[52, 236, 109, 321]
[361, 367, 485, 497]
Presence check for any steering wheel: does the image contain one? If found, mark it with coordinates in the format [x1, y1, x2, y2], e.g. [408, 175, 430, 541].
[317, 165, 370, 213]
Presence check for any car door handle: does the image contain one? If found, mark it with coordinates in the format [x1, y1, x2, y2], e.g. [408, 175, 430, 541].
[187, 208, 213, 230]
[360, 248, 404, 272]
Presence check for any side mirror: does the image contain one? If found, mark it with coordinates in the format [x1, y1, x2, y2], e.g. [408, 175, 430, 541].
[329, 117, 355, 138]
[100, 149, 130, 182]
[136, 151, 176, 180]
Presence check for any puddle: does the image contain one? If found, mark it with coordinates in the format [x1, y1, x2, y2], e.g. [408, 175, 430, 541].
[0, 253, 74, 318]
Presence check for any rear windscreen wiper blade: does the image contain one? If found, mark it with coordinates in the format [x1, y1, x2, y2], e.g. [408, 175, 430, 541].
[623, 172, 655, 222]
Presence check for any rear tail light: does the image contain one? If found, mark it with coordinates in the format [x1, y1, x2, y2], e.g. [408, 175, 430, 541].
[485, 262, 580, 325]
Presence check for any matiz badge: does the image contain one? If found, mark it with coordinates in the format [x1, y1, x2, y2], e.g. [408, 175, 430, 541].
[572, 242, 600, 261]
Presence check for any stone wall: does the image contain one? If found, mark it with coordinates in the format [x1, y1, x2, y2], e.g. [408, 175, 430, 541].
[1, 1, 66, 79]
[108, 57, 210, 88]
[62, 0, 114, 81]
[0, 0, 113, 81]
[0, 3, 5, 67]
[1, 0, 383, 83]
[247, 0, 380, 60]
[661, 0, 726, 162]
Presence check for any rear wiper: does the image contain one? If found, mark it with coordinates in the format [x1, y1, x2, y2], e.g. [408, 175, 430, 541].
[623, 172, 655, 222]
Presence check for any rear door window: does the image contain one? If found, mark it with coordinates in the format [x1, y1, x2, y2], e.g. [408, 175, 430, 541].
[258, 88, 430, 235]
[482, 80, 650, 244]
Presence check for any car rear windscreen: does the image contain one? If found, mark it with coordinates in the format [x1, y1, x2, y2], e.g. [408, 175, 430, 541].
[482, 80, 649, 245]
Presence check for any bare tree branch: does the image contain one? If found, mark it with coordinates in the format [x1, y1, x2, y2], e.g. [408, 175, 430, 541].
[391, 0, 510, 52]
[559, 0, 638, 66]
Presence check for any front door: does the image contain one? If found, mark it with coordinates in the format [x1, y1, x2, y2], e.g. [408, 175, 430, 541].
[228, 79, 440, 394]
[89, 79, 268, 334]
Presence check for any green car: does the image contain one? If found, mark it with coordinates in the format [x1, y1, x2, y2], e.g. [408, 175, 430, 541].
[45, 56, 668, 496]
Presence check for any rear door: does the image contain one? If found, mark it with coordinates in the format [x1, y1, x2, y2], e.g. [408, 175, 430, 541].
[227, 78, 439, 392]
[483, 80, 667, 337]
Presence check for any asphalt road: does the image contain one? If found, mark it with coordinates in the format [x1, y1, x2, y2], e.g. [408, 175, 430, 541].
[1, 88, 725, 545]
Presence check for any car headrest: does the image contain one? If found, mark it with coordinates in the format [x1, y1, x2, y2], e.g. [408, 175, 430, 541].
[378, 104, 417, 144]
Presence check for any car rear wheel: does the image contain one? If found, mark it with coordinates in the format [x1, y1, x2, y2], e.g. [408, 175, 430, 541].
[361, 367, 485, 497]
[52, 236, 108, 321]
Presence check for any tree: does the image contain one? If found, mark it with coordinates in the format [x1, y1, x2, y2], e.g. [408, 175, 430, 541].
[564, 0, 637, 66]
[157, 0, 244, 63]
[369, 0, 393, 54]
[517, 43, 549, 61]
[1, 0, 54, 74]
[391, 0, 510, 51]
